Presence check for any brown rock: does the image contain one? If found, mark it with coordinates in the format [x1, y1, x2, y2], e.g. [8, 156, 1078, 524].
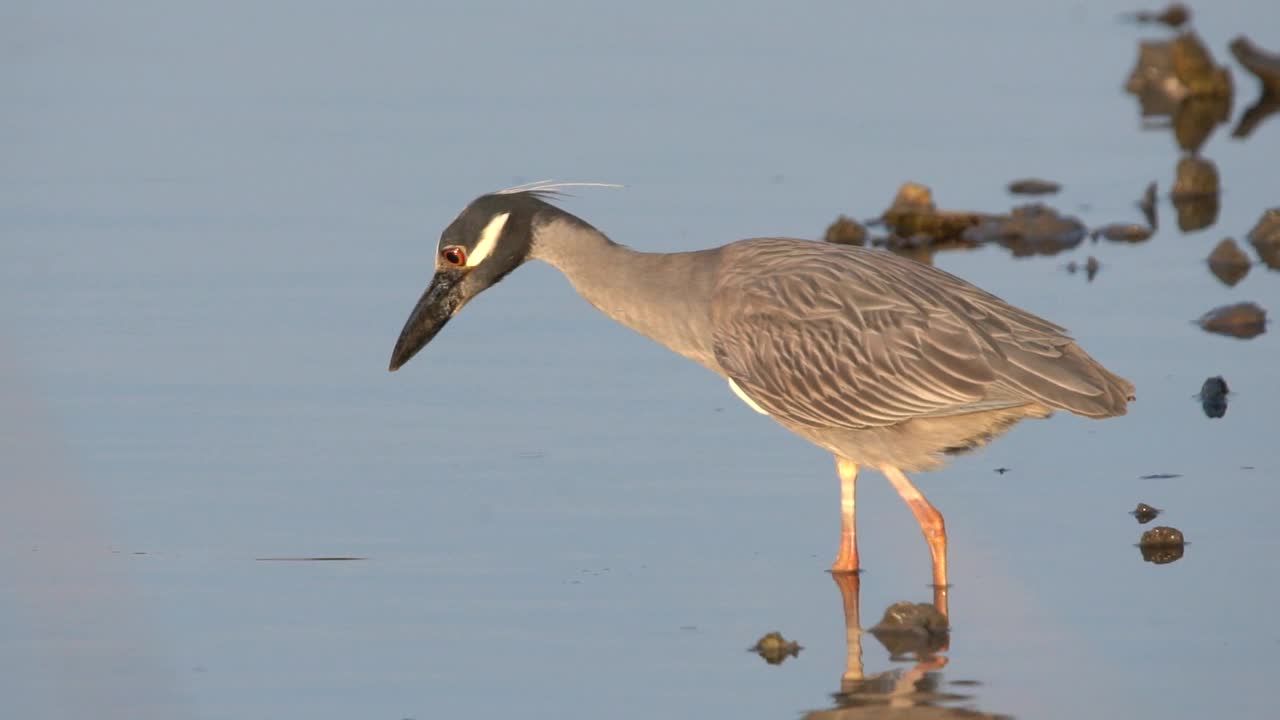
[1206, 238, 1251, 286]
[1248, 208, 1280, 270]
[1197, 302, 1267, 339]
[1171, 157, 1220, 233]
[824, 215, 867, 246]
[1093, 223, 1154, 243]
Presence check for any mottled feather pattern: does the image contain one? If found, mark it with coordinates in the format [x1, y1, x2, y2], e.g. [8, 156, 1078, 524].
[711, 240, 1134, 434]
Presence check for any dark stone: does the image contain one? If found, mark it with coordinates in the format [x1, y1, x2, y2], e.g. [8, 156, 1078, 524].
[1199, 376, 1229, 419]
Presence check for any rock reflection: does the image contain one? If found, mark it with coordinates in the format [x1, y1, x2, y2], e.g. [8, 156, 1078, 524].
[801, 575, 1009, 719]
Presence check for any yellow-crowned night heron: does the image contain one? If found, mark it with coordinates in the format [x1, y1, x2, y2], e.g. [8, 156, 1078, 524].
[389, 184, 1135, 597]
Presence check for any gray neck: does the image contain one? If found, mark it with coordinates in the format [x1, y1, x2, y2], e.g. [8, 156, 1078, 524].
[529, 216, 723, 373]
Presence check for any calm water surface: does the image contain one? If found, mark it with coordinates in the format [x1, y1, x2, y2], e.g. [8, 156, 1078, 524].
[4, 2, 1280, 718]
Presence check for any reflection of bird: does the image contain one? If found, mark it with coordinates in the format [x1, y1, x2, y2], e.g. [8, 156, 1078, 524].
[389, 184, 1135, 593]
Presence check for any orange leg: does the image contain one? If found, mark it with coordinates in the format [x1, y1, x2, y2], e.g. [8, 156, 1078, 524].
[831, 457, 860, 574]
[882, 465, 949, 605]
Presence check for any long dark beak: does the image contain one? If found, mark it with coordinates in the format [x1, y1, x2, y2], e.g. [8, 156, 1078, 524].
[388, 271, 466, 371]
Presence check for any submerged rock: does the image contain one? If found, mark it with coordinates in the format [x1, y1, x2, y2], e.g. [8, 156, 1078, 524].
[963, 204, 1087, 256]
[1093, 223, 1154, 243]
[1248, 208, 1280, 270]
[1132, 502, 1162, 524]
[751, 631, 801, 665]
[1197, 302, 1268, 339]
[1171, 156, 1220, 232]
[824, 215, 867, 246]
[1199, 376, 1229, 419]
[1007, 178, 1061, 196]
[1207, 238, 1251, 286]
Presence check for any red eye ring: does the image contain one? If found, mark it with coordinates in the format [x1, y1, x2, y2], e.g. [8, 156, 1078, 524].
[441, 246, 467, 267]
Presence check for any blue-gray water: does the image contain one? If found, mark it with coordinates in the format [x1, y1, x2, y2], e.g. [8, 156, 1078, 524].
[4, 2, 1279, 718]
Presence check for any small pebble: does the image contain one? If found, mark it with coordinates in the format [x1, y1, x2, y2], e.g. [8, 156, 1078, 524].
[824, 215, 868, 246]
[1132, 503, 1162, 524]
[750, 631, 802, 665]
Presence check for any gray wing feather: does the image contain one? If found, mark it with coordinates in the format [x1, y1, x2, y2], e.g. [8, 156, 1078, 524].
[711, 240, 1133, 429]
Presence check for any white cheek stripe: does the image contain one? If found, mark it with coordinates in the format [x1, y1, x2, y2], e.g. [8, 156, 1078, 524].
[466, 212, 510, 267]
[728, 379, 770, 415]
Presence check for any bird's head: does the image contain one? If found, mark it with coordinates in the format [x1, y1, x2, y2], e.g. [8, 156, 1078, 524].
[387, 190, 545, 372]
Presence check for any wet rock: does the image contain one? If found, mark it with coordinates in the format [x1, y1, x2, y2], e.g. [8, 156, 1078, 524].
[1007, 178, 1061, 196]
[869, 602, 949, 659]
[1230, 37, 1280, 138]
[1199, 376, 1229, 419]
[1132, 503, 1162, 524]
[824, 215, 867, 246]
[1140, 525, 1185, 547]
[1139, 526, 1186, 564]
[1171, 156, 1220, 197]
[1065, 256, 1101, 282]
[1172, 32, 1233, 98]
[1126, 33, 1233, 139]
[750, 631, 802, 665]
[1092, 223, 1154, 243]
[1230, 36, 1280, 96]
[1197, 302, 1267, 339]
[963, 204, 1087, 257]
[1126, 40, 1186, 116]
[1139, 181, 1159, 229]
[880, 182, 988, 245]
[1248, 208, 1280, 270]
[1130, 3, 1191, 28]
[1171, 156, 1220, 233]
[1206, 238, 1251, 286]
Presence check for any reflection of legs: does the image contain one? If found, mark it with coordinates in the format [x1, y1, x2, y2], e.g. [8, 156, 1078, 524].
[882, 465, 948, 601]
[830, 572, 863, 691]
[831, 458, 859, 574]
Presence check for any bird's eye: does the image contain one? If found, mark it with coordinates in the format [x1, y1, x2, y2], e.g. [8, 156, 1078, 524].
[441, 246, 468, 267]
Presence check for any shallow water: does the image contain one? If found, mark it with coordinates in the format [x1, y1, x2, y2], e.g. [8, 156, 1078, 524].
[4, 1, 1280, 718]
